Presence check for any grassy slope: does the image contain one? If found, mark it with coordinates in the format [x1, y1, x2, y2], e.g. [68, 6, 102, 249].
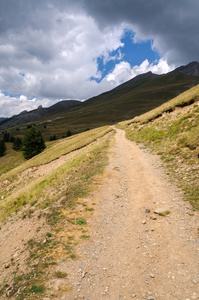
[0, 143, 25, 175]
[0, 126, 112, 221]
[0, 126, 111, 179]
[119, 84, 199, 209]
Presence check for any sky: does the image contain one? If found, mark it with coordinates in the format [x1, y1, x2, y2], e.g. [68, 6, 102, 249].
[0, 0, 199, 117]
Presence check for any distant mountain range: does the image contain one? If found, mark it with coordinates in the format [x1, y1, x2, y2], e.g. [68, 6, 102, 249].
[0, 61, 199, 132]
[0, 100, 80, 129]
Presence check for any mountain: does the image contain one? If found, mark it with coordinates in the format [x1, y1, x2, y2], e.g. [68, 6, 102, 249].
[172, 61, 199, 77]
[0, 62, 199, 137]
[0, 117, 7, 123]
[0, 100, 80, 130]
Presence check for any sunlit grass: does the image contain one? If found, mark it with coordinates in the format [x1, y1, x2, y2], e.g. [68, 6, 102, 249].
[0, 129, 113, 222]
[0, 126, 111, 181]
[0, 143, 25, 175]
[119, 84, 199, 127]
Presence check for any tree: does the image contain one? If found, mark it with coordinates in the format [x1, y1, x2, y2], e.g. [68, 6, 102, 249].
[22, 127, 46, 159]
[66, 130, 72, 137]
[13, 137, 23, 151]
[0, 140, 6, 157]
[49, 135, 57, 141]
[3, 131, 10, 142]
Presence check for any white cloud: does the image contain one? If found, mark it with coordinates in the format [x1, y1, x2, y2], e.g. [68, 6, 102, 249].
[0, 91, 59, 117]
[105, 59, 175, 86]
[0, 10, 126, 116]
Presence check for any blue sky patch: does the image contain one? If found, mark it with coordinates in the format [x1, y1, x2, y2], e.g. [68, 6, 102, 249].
[90, 30, 160, 83]
[19, 72, 25, 77]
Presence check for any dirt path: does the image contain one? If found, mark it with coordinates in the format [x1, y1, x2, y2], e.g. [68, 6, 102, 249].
[51, 128, 199, 300]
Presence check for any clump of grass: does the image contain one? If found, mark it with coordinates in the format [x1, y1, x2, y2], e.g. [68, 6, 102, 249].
[76, 218, 87, 225]
[54, 271, 67, 278]
[28, 285, 45, 294]
[46, 232, 52, 238]
[80, 235, 90, 239]
[86, 207, 94, 211]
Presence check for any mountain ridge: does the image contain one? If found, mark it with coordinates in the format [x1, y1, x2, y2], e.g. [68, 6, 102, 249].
[0, 61, 199, 133]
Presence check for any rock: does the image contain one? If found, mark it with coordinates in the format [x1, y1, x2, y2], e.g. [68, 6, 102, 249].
[132, 294, 136, 298]
[81, 271, 86, 278]
[5, 263, 10, 268]
[150, 273, 155, 278]
[150, 215, 157, 220]
[147, 297, 155, 300]
[142, 220, 147, 225]
[154, 208, 169, 215]
[142, 207, 150, 213]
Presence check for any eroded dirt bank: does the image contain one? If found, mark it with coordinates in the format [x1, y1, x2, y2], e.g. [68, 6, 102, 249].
[54, 128, 199, 300]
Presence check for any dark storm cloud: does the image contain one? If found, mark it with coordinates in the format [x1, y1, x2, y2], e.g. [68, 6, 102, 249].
[1, 0, 198, 66]
[81, 0, 199, 65]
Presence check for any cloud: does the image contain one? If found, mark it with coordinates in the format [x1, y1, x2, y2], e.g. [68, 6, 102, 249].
[0, 91, 59, 117]
[0, 3, 125, 116]
[105, 59, 175, 86]
[0, 0, 199, 116]
[82, 0, 199, 65]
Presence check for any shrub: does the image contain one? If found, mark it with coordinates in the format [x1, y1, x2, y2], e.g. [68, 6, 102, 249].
[0, 139, 6, 157]
[66, 130, 72, 137]
[13, 137, 23, 151]
[3, 132, 10, 142]
[22, 127, 46, 159]
[49, 135, 57, 141]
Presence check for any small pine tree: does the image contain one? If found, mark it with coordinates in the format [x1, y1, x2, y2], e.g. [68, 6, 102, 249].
[49, 135, 57, 141]
[9, 136, 15, 143]
[66, 130, 72, 137]
[22, 127, 46, 159]
[3, 132, 10, 142]
[0, 140, 6, 157]
[13, 137, 23, 151]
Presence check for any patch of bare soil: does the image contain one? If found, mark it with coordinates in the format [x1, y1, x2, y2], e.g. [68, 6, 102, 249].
[0, 210, 50, 289]
[49, 128, 199, 299]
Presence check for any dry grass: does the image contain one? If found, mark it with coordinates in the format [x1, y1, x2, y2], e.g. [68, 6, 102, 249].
[0, 126, 111, 181]
[120, 87, 199, 209]
[119, 84, 199, 127]
[0, 143, 25, 175]
[0, 128, 113, 222]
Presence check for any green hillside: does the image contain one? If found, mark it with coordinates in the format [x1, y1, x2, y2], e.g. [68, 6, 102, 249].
[1, 71, 198, 142]
[119, 84, 199, 209]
